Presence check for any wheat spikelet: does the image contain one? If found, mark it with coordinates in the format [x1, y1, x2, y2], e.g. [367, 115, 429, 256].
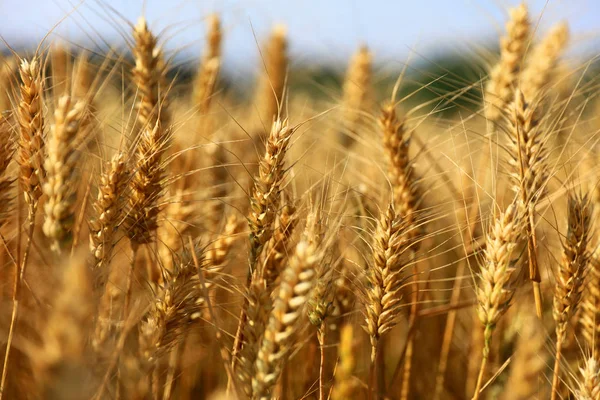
[582, 249, 600, 359]
[554, 194, 593, 336]
[252, 240, 317, 399]
[364, 203, 412, 361]
[552, 194, 593, 399]
[501, 311, 547, 400]
[262, 194, 297, 290]
[521, 22, 569, 101]
[89, 153, 128, 276]
[485, 3, 530, 121]
[340, 45, 372, 147]
[331, 324, 357, 400]
[132, 16, 170, 131]
[255, 25, 288, 129]
[42, 95, 85, 253]
[576, 358, 600, 400]
[34, 255, 94, 399]
[248, 119, 296, 266]
[17, 56, 45, 219]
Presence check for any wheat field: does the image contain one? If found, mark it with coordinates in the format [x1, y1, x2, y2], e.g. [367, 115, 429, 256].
[0, 2, 598, 399]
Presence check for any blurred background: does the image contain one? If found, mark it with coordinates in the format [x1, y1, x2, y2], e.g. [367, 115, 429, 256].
[0, 0, 598, 112]
[1, 0, 598, 66]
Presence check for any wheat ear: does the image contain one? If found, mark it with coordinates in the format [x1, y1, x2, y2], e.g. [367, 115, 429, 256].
[576, 357, 600, 400]
[42, 95, 85, 254]
[248, 118, 296, 266]
[505, 89, 549, 316]
[194, 14, 221, 114]
[255, 24, 288, 130]
[132, 16, 170, 131]
[521, 22, 569, 101]
[551, 194, 593, 400]
[485, 3, 530, 121]
[472, 201, 523, 400]
[17, 56, 45, 220]
[582, 249, 600, 359]
[364, 204, 412, 370]
[251, 240, 317, 399]
[339, 45, 372, 147]
[89, 153, 128, 280]
[2, 56, 46, 397]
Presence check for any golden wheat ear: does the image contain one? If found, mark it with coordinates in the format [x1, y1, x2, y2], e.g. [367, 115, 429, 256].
[194, 13, 222, 115]
[551, 193, 593, 399]
[132, 16, 170, 132]
[252, 239, 318, 399]
[484, 2, 530, 122]
[17, 56, 46, 221]
[254, 24, 288, 132]
[473, 200, 524, 400]
[575, 357, 600, 400]
[504, 89, 549, 317]
[521, 22, 570, 102]
[363, 204, 413, 360]
[581, 248, 600, 359]
[42, 95, 86, 254]
[89, 152, 129, 279]
[339, 45, 372, 147]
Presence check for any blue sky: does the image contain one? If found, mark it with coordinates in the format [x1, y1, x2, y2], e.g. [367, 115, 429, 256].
[0, 0, 598, 71]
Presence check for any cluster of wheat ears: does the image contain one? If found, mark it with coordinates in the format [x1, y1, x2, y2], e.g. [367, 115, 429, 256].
[0, 2, 599, 399]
